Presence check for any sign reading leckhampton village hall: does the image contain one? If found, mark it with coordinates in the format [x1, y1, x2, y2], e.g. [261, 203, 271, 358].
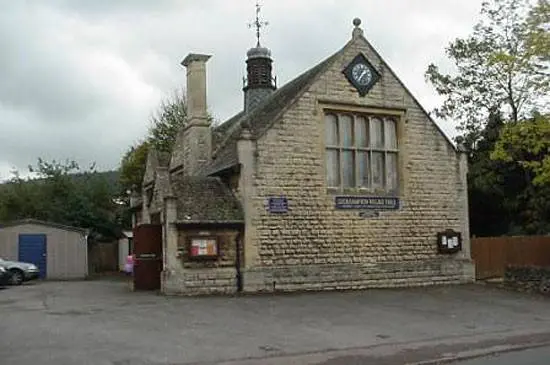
[335, 196, 400, 210]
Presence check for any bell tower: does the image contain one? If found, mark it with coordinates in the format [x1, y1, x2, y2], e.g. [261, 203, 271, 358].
[243, 2, 276, 113]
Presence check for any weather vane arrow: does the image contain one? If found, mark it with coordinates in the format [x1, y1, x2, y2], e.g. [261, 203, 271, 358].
[247, 1, 268, 47]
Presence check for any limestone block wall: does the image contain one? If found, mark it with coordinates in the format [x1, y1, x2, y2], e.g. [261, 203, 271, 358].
[148, 168, 170, 215]
[162, 227, 240, 295]
[242, 37, 474, 292]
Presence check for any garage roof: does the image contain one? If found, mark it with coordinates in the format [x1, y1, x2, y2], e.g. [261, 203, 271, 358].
[0, 219, 88, 234]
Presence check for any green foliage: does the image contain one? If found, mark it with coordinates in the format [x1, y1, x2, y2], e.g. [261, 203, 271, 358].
[118, 89, 188, 194]
[0, 159, 122, 239]
[118, 88, 215, 193]
[526, 0, 550, 66]
[147, 89, 188, 153]
[119, 141, 149, 193]
[426, 0, 550, 141]
[426, 0, 550, 236]
[468, 112, 550, 235]
[491, 114, 550, 186]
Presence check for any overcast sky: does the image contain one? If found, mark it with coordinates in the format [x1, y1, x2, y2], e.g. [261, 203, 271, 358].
[0, 0, 483, 180]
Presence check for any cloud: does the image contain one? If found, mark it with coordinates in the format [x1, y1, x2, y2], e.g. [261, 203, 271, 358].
[0, 0, 482, 180]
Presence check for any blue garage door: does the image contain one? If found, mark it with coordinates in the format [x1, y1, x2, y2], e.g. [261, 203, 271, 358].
[18, 234, 47, 279]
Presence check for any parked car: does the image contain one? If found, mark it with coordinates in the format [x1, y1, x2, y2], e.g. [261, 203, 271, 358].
[0, 266, 10, 288]
[0, 257, 40, 285]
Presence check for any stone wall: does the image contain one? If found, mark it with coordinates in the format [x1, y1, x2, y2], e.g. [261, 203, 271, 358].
[243, 259, 473, 293]
[504, 266, 550, 296]
[244, 31, 474, 291]
[148, 168, 170, 215]
[163, 268, 237, 296]
[162, 227, 240, 295]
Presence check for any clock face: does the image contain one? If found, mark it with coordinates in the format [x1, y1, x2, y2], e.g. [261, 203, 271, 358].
[343, 53, 380, 97]
[351, 63, 372, 86]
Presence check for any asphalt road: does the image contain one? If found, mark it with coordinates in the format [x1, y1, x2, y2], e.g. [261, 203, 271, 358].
[455, 346, 550, 365]
[1, 280, 550, 364]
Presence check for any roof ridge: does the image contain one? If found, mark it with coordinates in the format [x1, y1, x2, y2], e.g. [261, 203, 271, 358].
[0, 219, 88, 234]
[354, 34, 458, 151]
[210, 48, 343, 164]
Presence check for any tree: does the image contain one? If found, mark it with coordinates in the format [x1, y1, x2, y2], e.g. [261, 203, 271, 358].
[147, 88, 189, 153]
[465, 111, 550, 236]
[119, 141, 149, 193]
[0, 158, 121, 239]
[118, 88, 217, 194]
[491, 113, 550, 186]
[118, 89, 188, 194]
[425, 0, 550, 142]
[467, 111, 524, 236]
[526, 0, 550, 67]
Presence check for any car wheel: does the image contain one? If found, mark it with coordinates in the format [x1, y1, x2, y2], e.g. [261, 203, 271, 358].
[9, 269, 24, 286]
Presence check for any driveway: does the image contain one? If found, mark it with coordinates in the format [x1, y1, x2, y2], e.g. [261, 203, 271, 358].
[1, 280, 550, 364]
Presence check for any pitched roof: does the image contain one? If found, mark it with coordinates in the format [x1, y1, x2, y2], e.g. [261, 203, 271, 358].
[356, 36, 458, 151]
[201, 49, 343, 176]
[0, 219, 88, 234]
[171, 175, 244, 224]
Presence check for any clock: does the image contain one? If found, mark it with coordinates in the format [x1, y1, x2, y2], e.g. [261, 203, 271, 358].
[351, 63, 372, 86]
[343, 53, 380, 96]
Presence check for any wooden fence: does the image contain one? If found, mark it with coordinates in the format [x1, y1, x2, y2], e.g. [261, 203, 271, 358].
[88, 240, 119, 274]
[472, 236, 550, 279]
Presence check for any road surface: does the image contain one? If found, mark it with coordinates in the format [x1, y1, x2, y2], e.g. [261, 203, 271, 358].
[456, 346, 550, 365]
[1, 280, 550, 364]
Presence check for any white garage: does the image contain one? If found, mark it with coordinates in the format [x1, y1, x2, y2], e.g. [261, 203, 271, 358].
[0, 219, 88, 280]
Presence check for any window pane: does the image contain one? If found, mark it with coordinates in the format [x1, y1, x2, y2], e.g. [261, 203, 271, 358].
[325, 114, 338, 145]
[386, 152, 398, 192]
[370, 117, 384, 148]
[356, 116, 368, 147]
[358, 152, 369, 188]
[371, 152, 384, 189]
[343, 151, 355, 188]
[326, 149, 340, 187]
[341, 115, 353, 147]
[385, 118, 397, 149]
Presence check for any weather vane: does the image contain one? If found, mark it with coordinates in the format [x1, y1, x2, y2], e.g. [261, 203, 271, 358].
[248, 1, 268, 47]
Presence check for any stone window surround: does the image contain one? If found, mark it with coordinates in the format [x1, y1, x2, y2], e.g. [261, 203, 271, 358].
[319, 102, 405, 197]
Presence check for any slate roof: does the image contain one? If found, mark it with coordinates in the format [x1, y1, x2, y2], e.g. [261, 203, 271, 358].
[201, 48, 343, 176]
[171, 175, 244, 224]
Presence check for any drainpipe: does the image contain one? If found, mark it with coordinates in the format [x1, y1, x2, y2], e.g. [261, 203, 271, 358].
[84, 232, 89, 278]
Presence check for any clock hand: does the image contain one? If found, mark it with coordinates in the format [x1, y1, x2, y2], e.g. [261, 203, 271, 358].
[359, 69, 367, 80]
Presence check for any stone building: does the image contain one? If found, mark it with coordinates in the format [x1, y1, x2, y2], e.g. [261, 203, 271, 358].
[131, 18, 475, 295]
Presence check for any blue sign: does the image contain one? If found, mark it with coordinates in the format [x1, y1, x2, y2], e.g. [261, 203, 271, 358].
[335, 196, 399, 210]
[268, 197, 288, 213]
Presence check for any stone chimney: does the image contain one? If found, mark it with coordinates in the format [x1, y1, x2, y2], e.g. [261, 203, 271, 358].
[180, 53, 212, 175]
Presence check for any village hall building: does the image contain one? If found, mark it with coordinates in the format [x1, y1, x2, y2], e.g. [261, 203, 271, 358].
[130, 17, 475, 295]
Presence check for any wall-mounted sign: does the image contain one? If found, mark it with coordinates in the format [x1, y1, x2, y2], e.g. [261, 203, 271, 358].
[136, 253, 158, 260]
[189, 238, 218, 258]
[437, 229, 462, 254]
[267, 196, 288, 213]
[335, 196, 400, 210]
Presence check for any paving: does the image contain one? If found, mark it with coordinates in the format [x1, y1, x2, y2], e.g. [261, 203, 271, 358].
[1, 280, 550, 364]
